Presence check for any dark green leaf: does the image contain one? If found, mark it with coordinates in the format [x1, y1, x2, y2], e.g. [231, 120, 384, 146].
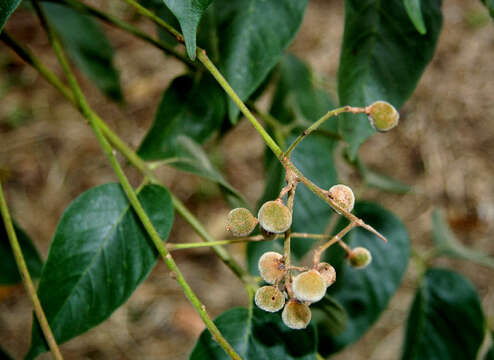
[356, 157, 412, 194]
[0, 0, 22, 32]
[170, 136, 248, 208]
[318, 201, 410, 356]
[211, 0, 308, 122]
[138, 74, 225, 161]
[190, 307, 317, 360]
[26, 183, 174, 359]
[486, 334, 494, 360]
[432, 209, 494, 270]
[0, 218, 43, 285]
[162, 0, 214, 60]
[404, 0, 427, 34]
[311, 295, 348, 337]
[41, 2, 122, 101]
[139, 0, 181, 47]
[338, 0, 442, 159]
[482, 0, 494, 19]
[401, 268, 485, 360]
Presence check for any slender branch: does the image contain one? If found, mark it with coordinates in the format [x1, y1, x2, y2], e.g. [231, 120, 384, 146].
[0, 31, 250, 284]
[45, 0, 195, 68]
[285, 106, 366, 156]
[0, 182, 64, 360]
[283, 175, 297, 295]
[33, 3, 240, 358]
[313, 222, 357, 264]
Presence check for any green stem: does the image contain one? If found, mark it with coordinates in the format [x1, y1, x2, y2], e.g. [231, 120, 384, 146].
[46, 0, 195, 68]
[121, 0, 184, 43]
[0, 182, 64, 360]
[313, 222, 357, 264]
[33, 3, 240, 358]
[285, 106, 366, 156]
[0, 31, 250, 285]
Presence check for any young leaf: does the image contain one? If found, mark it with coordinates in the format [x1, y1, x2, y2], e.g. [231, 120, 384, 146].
[432, 209, 494, 270]
[41, 2, 122, 101]
[401, 268, 485, 360]
[404, 0, 427, 34]
[170, 136, 248, 209]
[162, 0, 214, 60]
[211, 0, 309, 123]
[338, 0, 442, 159]
[0, 0, 22, 32]
[318, 201, 410, 356]
[0, 218, 43, 285]
[26, 183, 174, 359]
[138, 74, 225, 161]
[482, 0, 494, 19]
[190, 307, 317, 359]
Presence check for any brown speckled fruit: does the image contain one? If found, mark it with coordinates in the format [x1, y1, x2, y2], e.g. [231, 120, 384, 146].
[258, 251, 286, 284]
[226, 208, 257, 237]
[368, 101, 399, 132]
[316, 262, 336, 287]
[292, 269, 326, 302]
[255, 286, 285, 312]
[258, 200, 292, 234]
[282, 300, 312, 330]
[328, 184, 355, 213]
[349, 247, 372, 269]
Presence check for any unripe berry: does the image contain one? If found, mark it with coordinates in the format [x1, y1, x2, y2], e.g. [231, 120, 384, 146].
[260, 226, 277, 241]
[257, 200, 292, 234]
[258, 251, 286, 284]
[282, 300, 312, 330]
[328, 184, 355, 213]
[255, 285, 285, 312]
[368, 101, 399, 132]
[226, 208, 257, 237]
[292, 269, 326, 303]
[348, 247, 372, 269]
[316, 262, 336, 287]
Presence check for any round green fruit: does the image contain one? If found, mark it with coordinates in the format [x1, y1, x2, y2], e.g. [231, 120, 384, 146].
[292, 269, 326, 303]
[368, 100, 399, 132]
[258, 251, 286, 284]
[255, 285, 285, 312]
[257, 200, 292, 234]
[282, 300, 312, 330]
[225, 207, 257, 237]
[349, 247, 372, 269]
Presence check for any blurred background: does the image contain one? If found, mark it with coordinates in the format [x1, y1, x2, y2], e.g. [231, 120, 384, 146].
[1, 0, 493, 359]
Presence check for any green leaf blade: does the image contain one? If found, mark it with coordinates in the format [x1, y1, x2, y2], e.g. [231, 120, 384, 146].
[190, 307, 317, 360]
[162, 0, 214, 59]
[318, 201, 410, 355]
[26, 183, 174, 359]
[212, 0, 308, 122]
[401, 268, 485, 360]
[338, 0, 443, 158]
[41, 2, 122, 101]
[404, 0, 427, 34]
[1, 218, 43, 285]
[482, 0, 494, 19]
[0, 0, 22, 33]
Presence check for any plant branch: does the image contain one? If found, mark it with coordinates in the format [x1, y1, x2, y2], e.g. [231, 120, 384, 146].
[285, 106, 366, 156]
[0, 182, 64, 360]
[0, 31, 250, 284]
[46, 0, 195, 68]
[33, 3, 240, 358]
[313, 222, 357, 264]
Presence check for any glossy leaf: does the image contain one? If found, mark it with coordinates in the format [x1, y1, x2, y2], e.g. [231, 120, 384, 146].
[162, 0, 214, 60]
[41, 2, 122, 101]
[432, 209, 494, 270]
[138, 74, 225, 161]
[170, 136, 248, 208]
[401, 268, 485, 360]
[338, 0, 442, 159]
[404, 0, 427, 34]
[311, 295, 348, 338]
[0, 0, 22, 32]
[482, 0, 494, 19]
[0, 218, 43, 285]
[211, 0, 308, 122]
[26, 183, 174, 359]
[318, 201, 410, 356]
[190, 307, 317, 360]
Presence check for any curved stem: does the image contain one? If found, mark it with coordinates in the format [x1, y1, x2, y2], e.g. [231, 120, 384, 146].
[313, 222, 357, 265]
[0, 31, 250, 284]
[0, 182, 64, 360]
[33, 3, 240, 358]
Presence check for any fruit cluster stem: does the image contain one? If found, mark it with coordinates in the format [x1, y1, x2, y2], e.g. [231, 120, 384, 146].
[313, 222, 358, 265]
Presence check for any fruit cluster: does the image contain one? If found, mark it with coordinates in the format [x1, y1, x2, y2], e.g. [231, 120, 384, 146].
[225, 183, 373, 329]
